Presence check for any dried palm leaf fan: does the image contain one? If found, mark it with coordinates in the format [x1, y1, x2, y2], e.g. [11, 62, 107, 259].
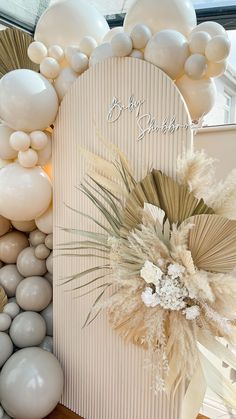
[0, 28, 39, 78]
[0, 286, 7, 312]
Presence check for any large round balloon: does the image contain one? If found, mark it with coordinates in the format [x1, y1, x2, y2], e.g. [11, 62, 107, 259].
[124, 0, 196, 38]
[10, 311, 46, 348]
[0, 70, 58, 132]
[0, 163, 52, 221]
[0, 347, 63, 419]
[176, 75, 217, 121]
[16, 276, 52, 311]
[35, 0, 109, 47]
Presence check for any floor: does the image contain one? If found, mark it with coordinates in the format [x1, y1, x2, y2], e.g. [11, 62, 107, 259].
[46, 405, 209, 419]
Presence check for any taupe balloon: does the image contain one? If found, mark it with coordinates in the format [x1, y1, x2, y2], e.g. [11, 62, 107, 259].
[3, 302, 20, 319]
[46, 252, 53, 275]
[41, 303, 53, 336]
[0, 265, 23, 297]
[0, 332, 13, 367]
[16, 276, 52, 312]
[40, 336, 53, 353]
[0, 216, 10, 238]
[17, 247, 47, 277]
[45, 233, 53, 250]
[35, 244, 50, 260]
[11, 220, 36, 233]
[29, 229, 46, 247]
[0, 232, 28, 264]
[0, 347, 63, 419]
[10, 311, 46, 348]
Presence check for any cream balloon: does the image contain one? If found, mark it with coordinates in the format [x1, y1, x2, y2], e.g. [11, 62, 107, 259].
[184, 54, 207, 79]
[35, 0, 109, 47]
[0, 69, 58, 132]
[144, 30, 189, 80]
[9, 131, 30, 152]
[0, 265, 23, 297]
[11, 220, 36, 233]
[124, 0, 196, 37]
[70, 52, 89, 74]
[0, 216, 10, 238]
[27, 41, 47, 64]
[40, 57, 61, 80]
[102, 27, 124, 43]
[205, 60, 227, 78]
[16, 276, 52, 312]
[111, 33, 133, 57]
[79, 36, 97, 57]
[17, 247, 47, 277]
[0, 163, 52, 221]
[130, 24, 152, 49]
[54, 67, 78, 101]
[191, 21, 226, 38]
[30, 131, 48, 151]
[176, 75, 216, 121]
[0, 125, 17, 160]
[189, 31, 211, 54]
[10, 311, 46, 348]
[0, 347, 63, 419]
[48, 45, 64, 63]
[0, 232, 28, 264]
[89, 43, 114, 67]
[37, 132, 52, 166]
[18, 149, 38, 168]
[35, 204, 53, 234]
[0, 332, 13, 368]
[205, 35, 231, 63]
[130, 49, 144, 59]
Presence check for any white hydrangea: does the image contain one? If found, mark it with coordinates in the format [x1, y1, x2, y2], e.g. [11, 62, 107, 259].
[141, 287, 160, 308]
[167, 263, 185, 279]
[158, 277, 188, 310]
[140, 260, 163, 284]
[185, 305, 200, 320]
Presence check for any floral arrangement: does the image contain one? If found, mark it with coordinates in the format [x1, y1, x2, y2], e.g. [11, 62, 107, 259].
[62, 145, 236, 418]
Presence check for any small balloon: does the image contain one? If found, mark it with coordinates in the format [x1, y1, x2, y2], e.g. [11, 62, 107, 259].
[0, 216, 10, 238]
[46, 252, 53, 275]
[37, 132, 52, 166]
[54, 67, 78, 101]
[79, 36, 97, 57]
[40, 336, 53, 353]
[64, 45, 80, 63]
[205, 35, 231, 63]
[9, 131, 30, 152]
[90, 43, 114, 67]
[189, 31, 211, 54]
[3, 302, 20, 319]
[35, 204, 53, 234]
[48, 45, 64, 62]
[40, 57, 61, 79]
[70, 52, 89, 74]
[10, 311, 46, 348]
[35, 244, 50, 260]
[130, 49, 144, 59]
[0, 125, 17, 160]
[102, 27, 124, 43]
[0, 313, 12, 332]
[27, 41, 48, 64]
[17, 247, 47, 277]
[111, 33, 133, 57]
[30, 131, 48, 151]
[11, 220, 36, 233]
[130, 24, 152, 49]
[205, 60, 227, 78]
[45, 234, 53, 250]
[18, 149, 38, 168]
[29, 229, 47, 247]
[0, 232, 28, 264]
[0, 265, 23, 297]
[41, 302, 53, 336]
[191, 21, 226, 38]
[184, 54, 207, 79]
[0, 332, 13, 368]
[16, 276, 52, 312]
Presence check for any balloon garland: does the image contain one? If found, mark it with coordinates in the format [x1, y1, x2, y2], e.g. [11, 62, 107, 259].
[0, 0, 233, 417]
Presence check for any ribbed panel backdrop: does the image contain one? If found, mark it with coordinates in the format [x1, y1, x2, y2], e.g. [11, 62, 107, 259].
[53, 58, 193, 419]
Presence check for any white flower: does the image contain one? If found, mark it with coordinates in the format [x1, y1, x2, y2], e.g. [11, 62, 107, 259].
[140, 260, 163, 284]
[141, 287, 160, 308]
[158, 277, 188, 311]
[185, 305, 200, 320]
[167, 263, 185, 279]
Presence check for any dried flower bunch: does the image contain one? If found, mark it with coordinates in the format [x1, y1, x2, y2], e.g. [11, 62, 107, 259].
[61, 145, 236, 418]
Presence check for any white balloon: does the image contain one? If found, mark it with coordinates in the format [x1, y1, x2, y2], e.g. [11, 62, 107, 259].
[48, 45, 64, 63]
[0, 347, 63, 419]
[0, 313, 12, 332]
[35, 244, 50, 260]
[9, 131, 30, 152]
[46, 252, 53, 275]
[11, 220, 36, 233]
[0, 265, 23, 297]
[0, 163, 52, 221]
[145, 30, 189, 80]
[41, 303, 53, 336]
[205, 35, 231, 63]
[102, 27, 124, 43]
[10, 311, 46, 348]
[176, 75, 216, 121]
[0, 216, 10, 238]
[205, 60, 227, 78]
[40, 336, 53, 353]
[40, 57, 61, 79]
[124, 0, 196, 37]
[70, 52, 89, 74]
[18, 149, 38, 168]
[111, 33, 133, 57]
[30, 131, 48, 151]
[130, 49, 144, 59]
[64, 45, 80, 63]
[0, 232, 28, 264]
[130, 24, 152, 49]
[54, 67, 77, 101]
[35, 0, 109, 47]
[37, 132, 52, 166]
[16, 276, 52, 312]
[79, 36, 97, 57]
[184, 54, 207, 79]
[90, 43, 114, 67]
[17, 247, 47, 277]
[191, 21, 226, 38]
[189, 31, 211, 54]
[27, 41, 47, 64]
[0, 70, 58, 132]
[0, 332, 13, 368]
[35, 204, 53, 234]
[29, 229, 46, 247]
[0, 125, 17, 160]
[3, 302, 20, 319]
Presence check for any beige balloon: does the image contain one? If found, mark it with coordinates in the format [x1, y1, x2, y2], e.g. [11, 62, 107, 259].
[35, 204, 53, 234]
[0, 216, 11, 237]
[0, 124, 18, 160]
[35, 244, 50, 260]
[29, 229, 46, 247]
[10, 311, 46, 348]
[11, 220, 36, 232]
[0, 231, 28, 264]
[17, 247, 47, 277]
[16, 276, 52, 312]
[0, 264, 23, 297]
[0, 163, 52, 221]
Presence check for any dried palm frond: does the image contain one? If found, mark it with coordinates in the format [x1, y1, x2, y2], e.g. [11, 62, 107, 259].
[0, 286, 7, 312]
[185, 214, 236, 272]
[123, 169, 214, 232]
[0, 28, 39, 78]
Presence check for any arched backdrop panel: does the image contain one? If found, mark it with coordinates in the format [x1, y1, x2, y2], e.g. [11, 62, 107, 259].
[53, 57, 193, 419]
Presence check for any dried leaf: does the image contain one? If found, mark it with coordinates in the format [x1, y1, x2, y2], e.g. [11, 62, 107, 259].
[0, 286, 7, 312]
